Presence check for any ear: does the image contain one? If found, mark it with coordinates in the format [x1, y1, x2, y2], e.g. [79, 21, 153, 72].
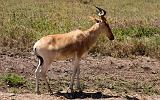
[89, 16, 101, 23]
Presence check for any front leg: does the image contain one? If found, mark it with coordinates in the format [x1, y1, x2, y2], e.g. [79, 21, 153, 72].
[68, 65, 77, 93]
[76, 66, 81, 91]
[67, 53, 80, 93]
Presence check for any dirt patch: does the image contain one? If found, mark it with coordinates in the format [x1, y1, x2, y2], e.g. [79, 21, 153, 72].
[0, 54, 160, 99]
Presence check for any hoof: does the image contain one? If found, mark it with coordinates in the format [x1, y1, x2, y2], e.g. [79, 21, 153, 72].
[35, 91, 41, 95]
[48, 89, 53, 95]
[77, 89, 83, 93]
[49, 92, 53, 95]
[75, 88, 83, 93]
[67, 88, 74, 93]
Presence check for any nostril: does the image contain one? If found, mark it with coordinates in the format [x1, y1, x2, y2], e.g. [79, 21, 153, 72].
[109, 36, 114, 40]
[107, 33, 114, 40]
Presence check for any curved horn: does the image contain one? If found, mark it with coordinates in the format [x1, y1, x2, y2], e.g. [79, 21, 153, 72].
[95, 6, 106, 16]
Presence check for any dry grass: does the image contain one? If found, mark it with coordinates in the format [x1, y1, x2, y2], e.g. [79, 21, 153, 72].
[0, 0, 160, 59]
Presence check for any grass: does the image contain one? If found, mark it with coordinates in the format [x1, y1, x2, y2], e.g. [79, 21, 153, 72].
[0, 0, 160, 59]
[0, 73, 25, 87]
[111, 80, 159, 95]
[91, 26, 160, 59]
[0, 73, 35, 93]
[87, 75, 160, 95]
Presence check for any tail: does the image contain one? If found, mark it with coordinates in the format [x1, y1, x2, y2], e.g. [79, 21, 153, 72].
[33, 48, 44, 66]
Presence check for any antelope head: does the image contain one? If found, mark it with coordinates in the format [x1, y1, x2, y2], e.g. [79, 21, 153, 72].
[92, 6, 114, 40]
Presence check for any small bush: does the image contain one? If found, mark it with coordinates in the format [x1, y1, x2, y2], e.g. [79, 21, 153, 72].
[1, 73, 25, 87]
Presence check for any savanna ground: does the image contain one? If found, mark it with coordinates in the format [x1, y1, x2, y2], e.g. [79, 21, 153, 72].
[0, 0, 160, 99]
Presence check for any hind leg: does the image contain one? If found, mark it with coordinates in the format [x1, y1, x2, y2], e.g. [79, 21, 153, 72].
[40, 60, 53, 95]
[35, 59, 42, 94]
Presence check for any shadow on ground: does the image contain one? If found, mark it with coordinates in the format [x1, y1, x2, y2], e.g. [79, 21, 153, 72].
[55, 91, 120, 99]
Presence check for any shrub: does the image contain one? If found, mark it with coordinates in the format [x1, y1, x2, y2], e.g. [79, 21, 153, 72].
[1, 73, 25, 87]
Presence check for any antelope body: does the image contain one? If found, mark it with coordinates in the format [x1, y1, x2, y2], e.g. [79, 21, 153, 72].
[33, 7, 114, 95]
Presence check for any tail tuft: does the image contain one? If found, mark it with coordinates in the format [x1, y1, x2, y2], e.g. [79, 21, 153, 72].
[37, 55, 43, 66]
[33, 48, 44, 66]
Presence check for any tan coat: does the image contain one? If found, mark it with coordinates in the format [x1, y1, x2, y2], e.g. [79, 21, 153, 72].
[34, 23, 102, 61]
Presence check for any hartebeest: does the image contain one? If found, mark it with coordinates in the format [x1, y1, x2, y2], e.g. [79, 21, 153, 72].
[33, 6, 114, 95]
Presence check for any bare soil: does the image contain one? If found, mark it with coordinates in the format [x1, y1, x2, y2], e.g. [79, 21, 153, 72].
[0, 54, 160, 100]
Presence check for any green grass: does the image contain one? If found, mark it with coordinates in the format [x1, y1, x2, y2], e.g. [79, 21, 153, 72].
[0, 73, 35, 93]
[0, 0, 160, 59]
[1, 73, 25, 87]
[0, 73, 25, 87]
